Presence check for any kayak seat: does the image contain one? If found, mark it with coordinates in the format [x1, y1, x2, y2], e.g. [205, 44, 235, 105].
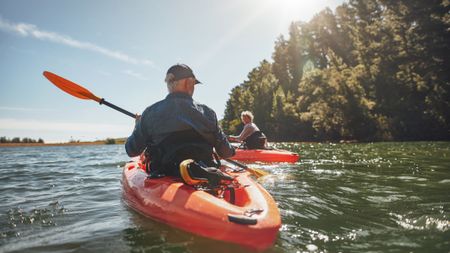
[180, 159, 234, 188]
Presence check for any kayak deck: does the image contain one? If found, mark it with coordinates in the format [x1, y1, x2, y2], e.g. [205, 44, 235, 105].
[122, 159, 281, 250]
[232, 148, 299, 163]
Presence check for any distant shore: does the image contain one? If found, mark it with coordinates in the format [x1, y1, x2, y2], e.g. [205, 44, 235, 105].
[0, 138, 126, 147]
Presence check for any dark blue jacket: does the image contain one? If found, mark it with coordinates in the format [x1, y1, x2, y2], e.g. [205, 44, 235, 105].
[125, 92, 235, 158]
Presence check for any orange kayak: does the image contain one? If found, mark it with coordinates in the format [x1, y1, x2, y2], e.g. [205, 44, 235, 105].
[232, 148, 299, 163]
[122, 158, 281, 250]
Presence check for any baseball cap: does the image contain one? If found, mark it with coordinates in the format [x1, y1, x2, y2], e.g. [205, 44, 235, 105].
[166, 64, 201, 84]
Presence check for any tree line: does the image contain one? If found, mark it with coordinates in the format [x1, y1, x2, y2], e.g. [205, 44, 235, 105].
[0, 136, 45, 144]
[221, 0, 449, 141]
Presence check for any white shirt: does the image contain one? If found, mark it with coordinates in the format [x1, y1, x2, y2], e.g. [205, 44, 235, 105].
[231, 123, 260, 142]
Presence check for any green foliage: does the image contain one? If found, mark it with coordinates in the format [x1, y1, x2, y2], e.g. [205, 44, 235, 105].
[221, 0, 450, 141]
[0, 136, 45, 143]
[104, 138, 116, 145]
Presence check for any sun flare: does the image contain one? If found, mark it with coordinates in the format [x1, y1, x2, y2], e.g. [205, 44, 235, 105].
[266, 0, 324, 23]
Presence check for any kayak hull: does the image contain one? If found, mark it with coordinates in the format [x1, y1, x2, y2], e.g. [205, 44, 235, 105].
[233, 148, 299, 163]
[122, 158, 281, 250]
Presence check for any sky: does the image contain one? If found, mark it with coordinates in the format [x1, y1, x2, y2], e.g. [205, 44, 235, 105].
[0, 0, 344, 143]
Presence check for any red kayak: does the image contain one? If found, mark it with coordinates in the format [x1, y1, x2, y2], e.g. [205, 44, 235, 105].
[122, 158, 281, 250]
[232, 148, 299, 163]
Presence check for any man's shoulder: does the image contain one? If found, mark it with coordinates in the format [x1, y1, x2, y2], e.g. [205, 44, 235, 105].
[140, 99, 167, 120]
[191, 98, 211, 110]
[194, 101, 216, 115]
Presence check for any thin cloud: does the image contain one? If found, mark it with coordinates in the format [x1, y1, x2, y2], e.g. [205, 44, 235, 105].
[0, 16, 153, 66]
[122, 69, 149, 81]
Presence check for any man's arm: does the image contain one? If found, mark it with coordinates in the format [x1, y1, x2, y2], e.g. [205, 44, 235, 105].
[214, 128, 235, 158]
[200, 104, 235, 158]
[125, 116, 147, 157]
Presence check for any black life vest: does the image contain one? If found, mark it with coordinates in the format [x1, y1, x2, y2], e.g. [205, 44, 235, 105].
[146, 129, 216, 177]
[243, 131, 267, 149]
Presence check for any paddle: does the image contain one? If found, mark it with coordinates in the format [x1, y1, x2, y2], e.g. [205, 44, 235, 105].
[225, 158, 268, 177]
[43, 71, 268, 178]
[43, 71, 136, 119]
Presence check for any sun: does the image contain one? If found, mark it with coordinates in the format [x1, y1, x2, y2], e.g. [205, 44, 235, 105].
[269, 0, 304, 9]
[266, 0, 324, 23]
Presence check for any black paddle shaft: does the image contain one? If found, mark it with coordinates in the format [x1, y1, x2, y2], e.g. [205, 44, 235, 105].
[99, 99, 136, 119]
[224, 158, 249, 169]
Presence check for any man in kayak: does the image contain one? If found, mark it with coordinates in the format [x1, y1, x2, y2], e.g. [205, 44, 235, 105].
[228, 111, 267, 149]
[125, 64, 235, 185]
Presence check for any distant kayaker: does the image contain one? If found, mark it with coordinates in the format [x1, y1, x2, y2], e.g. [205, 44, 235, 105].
[228, 111, 267, 149]
[125, 64, 235, 185]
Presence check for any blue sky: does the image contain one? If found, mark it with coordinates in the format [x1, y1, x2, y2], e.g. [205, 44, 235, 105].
[0, 0, 344, 143]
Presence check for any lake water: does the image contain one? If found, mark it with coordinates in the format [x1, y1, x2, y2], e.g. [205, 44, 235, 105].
[0, 142, 449, 252]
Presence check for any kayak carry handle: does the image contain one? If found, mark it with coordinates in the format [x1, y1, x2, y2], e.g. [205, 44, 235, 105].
[228, 214, 257, 225]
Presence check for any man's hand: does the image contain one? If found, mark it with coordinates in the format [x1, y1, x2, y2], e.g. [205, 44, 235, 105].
[228, 136, 238, 142]
[135, 114, 141, 124]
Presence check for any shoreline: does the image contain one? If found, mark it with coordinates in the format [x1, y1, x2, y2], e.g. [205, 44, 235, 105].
[0, 139, 125, 147]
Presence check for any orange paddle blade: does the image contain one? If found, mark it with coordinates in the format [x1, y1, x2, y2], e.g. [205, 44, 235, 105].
[43, 71, 101, 102]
